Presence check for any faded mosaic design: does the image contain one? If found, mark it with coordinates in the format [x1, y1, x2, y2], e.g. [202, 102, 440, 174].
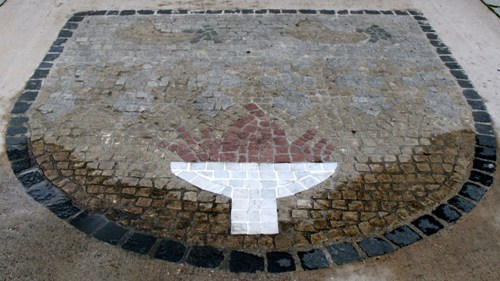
[29, 13, 474, 251]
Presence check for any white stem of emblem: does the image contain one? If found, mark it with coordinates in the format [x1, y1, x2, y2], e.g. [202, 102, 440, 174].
[171, 162, 337, 235]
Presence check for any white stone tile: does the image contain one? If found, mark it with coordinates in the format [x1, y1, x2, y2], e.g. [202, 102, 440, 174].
[221, 187, 233, 197]
[277, 171, 295, 180]
[229, 171, 247, 179]
[229, 179, 245, 188]
[260, 171, 276, 180]
[245, 180, 261, 189]
[277, 187, 294, 198]
[289, 163, 306, 171]
[242, 163, 259, 170]
[231, 199, 249, 210]
[248, 189, 261, 199]
[259, 163, 274, 171]
[231, 222, 248, 234]
[190, 176, 211, 188]
[233, 189, 249, 199]
[225, 163, 242, 171]
[300, 176, 320, 187]
[176, 171, 197, 182]
[191, 163, 206, 170]
[260, 189, 277, 199]
[295, 171, 310, 180]
[260, 222, 279, 234]
[321, 162, 337, 171]
[260, 199, 277, 209]
[305, 163, 323, 171]
[274, 163, 290, 171]
[199, 171, 214, 178]
[206, 162, 225, 171]
[247, 223, 262, 235]
[261, 180, 277, 189]
[287, 182, 306, 194]
[231, 210, 249, 222]
[260, 208, 277, 222]
[246, 171, 260, 180]
[214, 170, 230, 179]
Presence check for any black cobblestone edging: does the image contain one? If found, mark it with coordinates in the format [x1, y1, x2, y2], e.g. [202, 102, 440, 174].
[5, 9, 496, 273]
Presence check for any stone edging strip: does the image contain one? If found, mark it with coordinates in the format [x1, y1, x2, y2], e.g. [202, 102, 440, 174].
[5, 9, 497, 273]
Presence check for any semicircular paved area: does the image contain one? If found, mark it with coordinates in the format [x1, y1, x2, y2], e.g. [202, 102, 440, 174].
[5, 9, 497, 273]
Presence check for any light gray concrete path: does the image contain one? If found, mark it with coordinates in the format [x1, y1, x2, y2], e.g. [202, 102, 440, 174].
[0, 1, 499, 280]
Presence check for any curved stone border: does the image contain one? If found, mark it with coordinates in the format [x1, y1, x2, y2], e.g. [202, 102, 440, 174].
[5, 9, 497, 273]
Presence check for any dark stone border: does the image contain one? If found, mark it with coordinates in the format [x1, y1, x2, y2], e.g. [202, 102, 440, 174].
[5, 9, 496, 273]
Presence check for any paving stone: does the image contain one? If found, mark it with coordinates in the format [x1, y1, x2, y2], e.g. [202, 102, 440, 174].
[384, 226, 422, 247]
[27, 182, 58, 203]
[432, 204, 462, 223]
[473, 111, 493, 123]
[46, 198, 80, 219]
[186, 246, 224, 268]
[19, 91, 38, 102]
[7, 147, 29, 161]
[11, 158, 33, 174]
[358, 238, 395, 257]
[119, 10, 136, 16]
[266, 251, 296, 273]
[154, 240, 187, 262]
[463, 89, 481, 100]
[476, 134, 496, 148]
[412, 215, 443, 236]
[475, 147, 496, 161]
[326, 242, 361, 265]
[70, 213, 107, 234]
[122, 233, 156, 254]
[459, 182, 487, 201]
[6, 137, 28, 146]
[229, 251, 265, 273]
[473, 159, 496, 173]
[298, 249, 329, 270]
[448, 196, 476, 213]
[93, 221, 128, 245]
[6, 125, 27, 136]
[475, 124, 495, 136]
[17, 171, 45, 188]
[468, 171, 494, 187]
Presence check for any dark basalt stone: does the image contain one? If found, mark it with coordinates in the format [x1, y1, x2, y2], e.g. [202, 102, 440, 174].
[154, 240, 187, 262]
[358, 238, 394, 257]
[93, 221, 128, 245]
[459, 182, 487, 201]
[70, 212, 107, 234]
[297, 249, 329, 270]
[266, 251, 296, 273]
[448, 196, 476, 213]
[229, 251, 265, 273]
[122, 233, 157, 254]
[432, 204, 462, 223]
[186, 246, 224, 268]
[17, 170, 44, 188]
[384, 226, 422, 247]
[326, 242, 361, 265]
[412, 215, 443, 236]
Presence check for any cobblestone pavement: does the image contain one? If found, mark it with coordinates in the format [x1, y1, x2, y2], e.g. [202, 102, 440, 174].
[4, 7, 498, 274]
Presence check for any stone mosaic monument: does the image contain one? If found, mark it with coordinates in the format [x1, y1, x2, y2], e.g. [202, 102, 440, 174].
[6, 9, 496, 272]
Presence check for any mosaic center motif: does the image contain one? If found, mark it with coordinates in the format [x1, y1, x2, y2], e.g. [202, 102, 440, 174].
[27, 11, 478, 252]
[167, 103, 338, 234]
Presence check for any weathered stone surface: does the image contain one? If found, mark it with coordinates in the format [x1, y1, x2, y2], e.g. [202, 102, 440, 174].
[18, 11, 486, 256]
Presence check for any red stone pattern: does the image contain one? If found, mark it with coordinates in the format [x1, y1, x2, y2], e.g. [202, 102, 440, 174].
[159, 103, 335, 163]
